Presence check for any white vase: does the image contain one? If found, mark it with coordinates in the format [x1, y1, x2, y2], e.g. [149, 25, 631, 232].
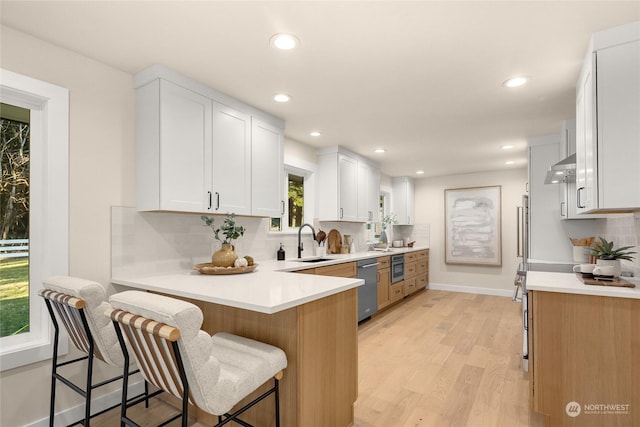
[595, 259, 622, 277]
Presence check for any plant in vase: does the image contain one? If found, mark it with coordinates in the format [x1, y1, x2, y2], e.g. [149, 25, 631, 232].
[379, 213, 397, 245]
[201, 213, 246, 267]
[589, 237, 636, 277]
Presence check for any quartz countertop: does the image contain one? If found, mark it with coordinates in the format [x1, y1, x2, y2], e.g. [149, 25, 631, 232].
[112, 247, 429, 314]
[527, 271, 640, 299]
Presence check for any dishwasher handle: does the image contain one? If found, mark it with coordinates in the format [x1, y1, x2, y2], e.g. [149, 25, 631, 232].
[358, 263, 379, 269]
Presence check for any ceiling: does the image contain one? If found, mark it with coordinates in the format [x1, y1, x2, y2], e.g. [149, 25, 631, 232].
[2, 1, 639, 178]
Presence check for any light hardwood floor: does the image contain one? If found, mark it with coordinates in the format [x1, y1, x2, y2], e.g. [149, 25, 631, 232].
[90, 289, 545, 426]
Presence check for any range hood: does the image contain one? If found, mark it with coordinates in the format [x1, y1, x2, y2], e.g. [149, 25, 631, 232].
[544, 153, 576, 184]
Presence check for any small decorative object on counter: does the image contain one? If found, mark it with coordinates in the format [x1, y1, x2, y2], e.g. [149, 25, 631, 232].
[277, 243, 286, 261]
[589, 237, 636, 278]
[201, 213, 246, 267]
[569, 236, 595, 263]
[379, 213, 397, 245]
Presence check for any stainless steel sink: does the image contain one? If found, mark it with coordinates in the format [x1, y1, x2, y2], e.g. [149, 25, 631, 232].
[295, 258, 333, 263]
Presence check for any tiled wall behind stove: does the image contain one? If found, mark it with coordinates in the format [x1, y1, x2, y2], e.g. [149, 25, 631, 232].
[603, 213, 640, 276]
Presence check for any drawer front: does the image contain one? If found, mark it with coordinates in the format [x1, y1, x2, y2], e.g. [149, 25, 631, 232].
[417, 260, 428, 274]
[389, 281, 404, 302]
[405, 252, 417, 262]
[416, 249, 429, 259]
[417, 275, 428, 289]
[404, 277, 417, 296]
[315, 262, 357, 278]
[378, 256, 390, 269]
[406, 261, 417, 277]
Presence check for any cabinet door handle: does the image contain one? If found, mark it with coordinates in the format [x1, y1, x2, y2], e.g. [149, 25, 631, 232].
[281, 201, 285, 216]
[560, 201, 566, 217]
[577, 187, 585, 209]
[207, 191, 212, 210]
[340, 208, 343, 219]
[215, 192, 220, 210]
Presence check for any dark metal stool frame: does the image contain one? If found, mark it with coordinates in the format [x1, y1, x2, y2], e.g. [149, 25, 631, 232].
[109, 307, 281, 427]
[40, 289, 160, 427]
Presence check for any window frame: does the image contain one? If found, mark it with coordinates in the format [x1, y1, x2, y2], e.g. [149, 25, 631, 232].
[273, 156, 316, 235]
[0, 69, 69, 371]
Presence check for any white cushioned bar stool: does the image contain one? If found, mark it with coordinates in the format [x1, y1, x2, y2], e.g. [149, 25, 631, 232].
[107, 290, 287, 427]
[39, 276, 157, 427]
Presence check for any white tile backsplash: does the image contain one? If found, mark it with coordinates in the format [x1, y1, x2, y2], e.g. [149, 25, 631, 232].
[603, 213, 640, 276]
[111, 206, 432, 277]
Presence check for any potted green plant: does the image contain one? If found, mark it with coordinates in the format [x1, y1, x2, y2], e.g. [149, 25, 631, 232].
[589, 237, 636, 277]
[379, 213, 397, 244]
[201, 213, 246, 267]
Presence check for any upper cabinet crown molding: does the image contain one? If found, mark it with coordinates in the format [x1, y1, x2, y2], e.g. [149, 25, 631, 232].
[135, 65, 284, 216]
[575, 21, 640, 214]
[134, 64, 284, 130]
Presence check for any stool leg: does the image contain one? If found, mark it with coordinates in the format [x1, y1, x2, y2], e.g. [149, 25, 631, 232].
[45, 299, 58, 427]
[274, 378, 280, 427]
[84, 351, 94, 426]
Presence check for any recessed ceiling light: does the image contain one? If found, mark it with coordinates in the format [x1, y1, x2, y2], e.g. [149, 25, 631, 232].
[270, 33, 300, 50]
[555, 171, 564, 176]
[501, 145, 514, 150]
[505, 160, 515, 165]
[502, 76, 529, 88]
[551, 180, 560, 184]
[416, 170, 425, 175]
[273, 93, 291, 103]
[374, 148, 386, 153]
[310, 131, 321, 137]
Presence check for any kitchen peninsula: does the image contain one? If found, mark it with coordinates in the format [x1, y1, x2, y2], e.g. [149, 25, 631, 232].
[112, 259, 364, 427]
[526, 272, 640, 427]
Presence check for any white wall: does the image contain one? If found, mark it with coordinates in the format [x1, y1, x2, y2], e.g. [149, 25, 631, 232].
[1, 25, 135, 427]
[414, 167, 528, 294]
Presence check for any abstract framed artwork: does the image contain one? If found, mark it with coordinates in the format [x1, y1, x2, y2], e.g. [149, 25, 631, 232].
[445, 186, 502, 266]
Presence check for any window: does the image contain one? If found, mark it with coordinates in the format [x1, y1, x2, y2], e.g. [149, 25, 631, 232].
[270, 161, 315, 233]
[1, 103, 31, 338]
[0, 69, 69, 371]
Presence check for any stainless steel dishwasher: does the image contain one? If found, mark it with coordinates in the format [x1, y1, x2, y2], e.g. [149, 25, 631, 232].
[357, 258, 378, 322]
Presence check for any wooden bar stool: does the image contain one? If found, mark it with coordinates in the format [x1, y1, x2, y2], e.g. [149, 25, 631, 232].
[39, 276, 157, 426]
[107, 290, 287, 427]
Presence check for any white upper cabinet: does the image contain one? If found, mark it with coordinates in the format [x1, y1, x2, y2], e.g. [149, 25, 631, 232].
[251, 118, 284, 217]
[575, 22, 640, 213]
[134, 65, 284, 216]
[392, 176, 414, 225]
[137, 79, 212, 212]
[211, 101, 251, 215]
[318, 146, 380, 222]
[357, 161, 380, 222]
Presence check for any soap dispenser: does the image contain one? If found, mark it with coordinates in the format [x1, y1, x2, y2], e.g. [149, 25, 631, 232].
[277, 243, 286, 261]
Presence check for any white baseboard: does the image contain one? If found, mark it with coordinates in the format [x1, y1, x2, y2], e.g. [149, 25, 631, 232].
[428, 282, 512, 298]
[28, 380, 145, 427]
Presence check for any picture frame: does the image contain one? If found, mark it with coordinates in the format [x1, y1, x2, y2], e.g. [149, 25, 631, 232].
[445, 186, 502, 266]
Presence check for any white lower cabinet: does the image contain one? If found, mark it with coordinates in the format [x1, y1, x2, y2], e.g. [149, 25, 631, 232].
[135, 66, 284, 216]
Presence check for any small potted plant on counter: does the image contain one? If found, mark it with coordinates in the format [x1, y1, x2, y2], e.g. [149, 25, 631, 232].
[589, 237, 636, 277]
[379, 213, 397, 245]
[201, 213, 246, 267]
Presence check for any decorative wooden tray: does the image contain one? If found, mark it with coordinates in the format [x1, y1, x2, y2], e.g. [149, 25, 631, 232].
[193, 263, 258, 275]
[576, 273, 635, 288]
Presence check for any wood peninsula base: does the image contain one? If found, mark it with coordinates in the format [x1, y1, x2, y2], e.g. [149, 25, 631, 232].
[529, 290, 640, 427]
[168, 288, 358, 427]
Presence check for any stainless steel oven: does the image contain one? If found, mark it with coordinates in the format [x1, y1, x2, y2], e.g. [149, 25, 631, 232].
[391, 254, 404, 283]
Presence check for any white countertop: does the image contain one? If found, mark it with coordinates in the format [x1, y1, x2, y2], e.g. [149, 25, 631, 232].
[527, 271, 640, 299]
[112, 247, 428, 314]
